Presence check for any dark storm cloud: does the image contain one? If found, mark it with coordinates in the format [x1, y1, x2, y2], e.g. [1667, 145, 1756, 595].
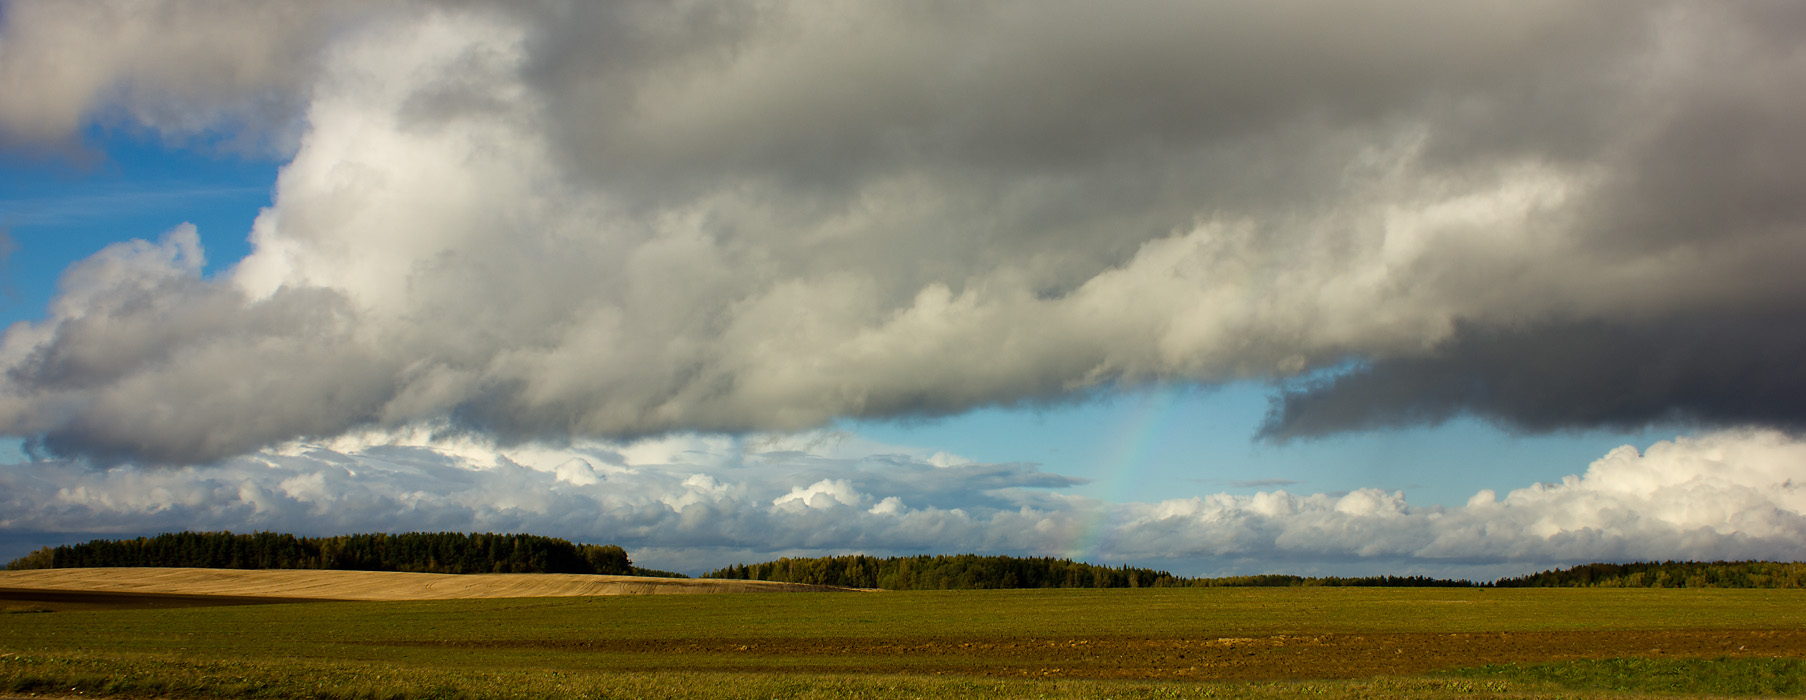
[1262, 310, 1806, 440]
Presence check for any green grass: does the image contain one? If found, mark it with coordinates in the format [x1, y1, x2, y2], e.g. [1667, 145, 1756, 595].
[2, 587, 1802, 698]
[8, 652, 1804, 699]
[7, 586, 1790, 647]
[1445, 656, 1806, 696]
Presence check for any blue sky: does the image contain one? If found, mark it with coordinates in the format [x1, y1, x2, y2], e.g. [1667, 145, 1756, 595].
[0, 131, 270, 320]
[1, 1, 1802, 578]
[851, 385, 1670, 510]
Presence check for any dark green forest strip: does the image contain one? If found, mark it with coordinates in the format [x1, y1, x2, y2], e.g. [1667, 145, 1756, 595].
[4, 531, 651, 577]
[15, 531, 1806, 590]
[705, 553, 1806, 589]
[704, 553, 1471, 589]
[1494, 560, 1806, 588]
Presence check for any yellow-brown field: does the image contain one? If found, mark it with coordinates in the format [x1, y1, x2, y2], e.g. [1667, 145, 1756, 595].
[0, 567, 846, 603]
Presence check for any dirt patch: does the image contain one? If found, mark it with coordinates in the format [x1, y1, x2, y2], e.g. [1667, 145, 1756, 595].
[411, 629, 1806, 680]
[0, 587, 330, 612]
[0, 568, 852, 601]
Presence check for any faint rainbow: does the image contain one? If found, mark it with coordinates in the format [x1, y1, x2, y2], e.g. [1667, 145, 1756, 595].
[1066, 384, 1184, 563]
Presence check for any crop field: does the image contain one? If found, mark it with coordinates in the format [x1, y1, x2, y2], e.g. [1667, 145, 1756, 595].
[3, 585, 1804, 699]
[0, 568, 846, 601]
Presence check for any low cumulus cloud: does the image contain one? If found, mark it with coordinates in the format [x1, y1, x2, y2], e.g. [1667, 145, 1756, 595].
[3, 429, 1801, 577]
[1102, 430, 1806, 576]
[2, 1, 1805, 462]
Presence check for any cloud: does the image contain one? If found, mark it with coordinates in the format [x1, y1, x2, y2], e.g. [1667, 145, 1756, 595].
[1228, 479, 1303, 489]
[2, 429, 1801, 577]
[1, 1, 1805, 461]
[1261, 313, 1806, 439]
[0, 226, 387, 464]
[0, 426, 1087, 570]
[1098, 429, 1806, 577]
[0, 0, 374, 151]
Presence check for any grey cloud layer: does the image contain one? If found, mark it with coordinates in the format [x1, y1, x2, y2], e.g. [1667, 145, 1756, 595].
[4, 429, 1801, 577]
[2, 1, 1804, 461]
[1263, 313, 1806, 439]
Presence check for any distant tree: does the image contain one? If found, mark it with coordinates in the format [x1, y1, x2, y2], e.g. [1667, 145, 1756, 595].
[4, 546, 53, 570]
[580, 544, 632, 575]
[628, 566, 689, 578]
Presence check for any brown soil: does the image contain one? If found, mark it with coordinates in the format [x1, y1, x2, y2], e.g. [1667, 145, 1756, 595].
[422, 629, 1806, 680]
[0, 568, 850, 604]
[0, 587, 329, 612]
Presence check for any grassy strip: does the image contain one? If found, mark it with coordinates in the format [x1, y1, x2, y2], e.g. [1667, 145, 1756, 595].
[7, 587, 1801, 647]
[1445, 656, 1806, 696]
[9, 650, 1806, 699]
[0, 650, 1557, 700]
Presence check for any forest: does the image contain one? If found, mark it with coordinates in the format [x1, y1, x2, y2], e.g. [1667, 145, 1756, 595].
[1, 531, 685, 577]
[10, 532, 1801, 589]
[1492, 560, 1806, 588]
[703, 554, 1806, 590]
[704, 554, 1187, 589]
[700, 554, 1475, 589]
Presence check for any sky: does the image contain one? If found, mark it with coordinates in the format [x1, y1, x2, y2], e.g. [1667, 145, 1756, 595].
[1, 0, 1803, 579]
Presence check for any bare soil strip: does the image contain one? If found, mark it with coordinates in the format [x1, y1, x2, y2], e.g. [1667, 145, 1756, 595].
[0, 568, 849, 602]
[0, 587, 330, 612]
[416, 629, 1806, 680]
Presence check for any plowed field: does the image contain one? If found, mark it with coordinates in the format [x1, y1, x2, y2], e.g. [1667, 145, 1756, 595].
[420, 628, 1804, 680]
[3, 579, 1803, 697]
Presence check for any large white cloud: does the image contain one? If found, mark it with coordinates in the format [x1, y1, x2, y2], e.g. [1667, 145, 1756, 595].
[2, 1, 1804, 461]
[1104, 429, 1806, 571]
[3, 429, 1800, 578]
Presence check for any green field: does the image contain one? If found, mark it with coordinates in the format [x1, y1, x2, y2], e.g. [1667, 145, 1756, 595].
[4, 587, 1804, 699]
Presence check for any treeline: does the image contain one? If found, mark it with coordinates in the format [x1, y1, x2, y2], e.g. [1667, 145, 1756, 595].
[13, 533, 1799, 589]
[3, 531, 683, 577]
[1493, 560, 1806, 588]
[704, 554, 1186, 589]
[1183, 574, 1475, 588]
[704, 554, 1806, 590]
[702, 554, 1478, 589]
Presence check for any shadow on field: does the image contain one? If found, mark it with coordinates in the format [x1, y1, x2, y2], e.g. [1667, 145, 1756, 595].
[0, 588, 332, 613]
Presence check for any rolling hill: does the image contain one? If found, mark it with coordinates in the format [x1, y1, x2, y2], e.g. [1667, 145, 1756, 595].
[0, 567, 853, 602]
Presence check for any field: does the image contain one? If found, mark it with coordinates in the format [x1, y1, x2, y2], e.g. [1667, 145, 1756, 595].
[2, 575, 1803, 699]
[0, 568, 847, 603]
